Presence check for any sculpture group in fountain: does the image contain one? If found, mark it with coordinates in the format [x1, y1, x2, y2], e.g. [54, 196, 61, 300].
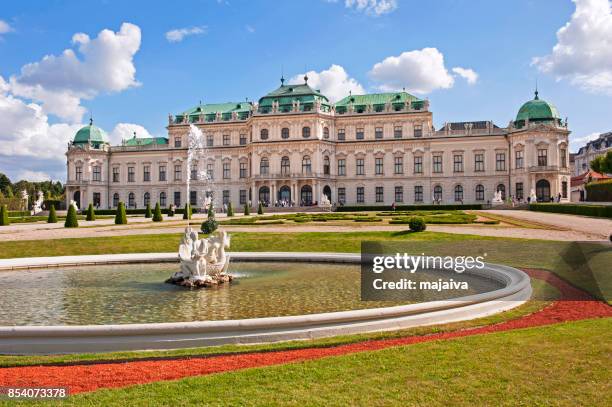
[491, 190, 504, 205]
[166, 227, 233, 288]
[32, 191, 44, 215]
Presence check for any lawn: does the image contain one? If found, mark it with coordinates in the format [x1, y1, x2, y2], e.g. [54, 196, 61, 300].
[17, 318, 610, 406]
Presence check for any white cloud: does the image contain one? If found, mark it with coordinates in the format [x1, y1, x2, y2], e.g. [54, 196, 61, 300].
[0, 19, 12, 35]
[165, 26, 207, 43]
[110, 123, 153, 145]
[245, 25, 255, 33]
[8, 22, 141, 122]
[16, 170, 52, 182]
[532, 0, 612, 94]
[570, 131, 601, 151]
[344, 0, 397, 16]
[452, 67, 478, 85]
[290, 64, 365, 102]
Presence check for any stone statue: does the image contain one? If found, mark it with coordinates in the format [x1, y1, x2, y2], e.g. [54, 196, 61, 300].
[32, 191, 44, 215]
[529, 189, 537, 203]
[491, 190, 503, 205]
[21, 190, 29, 211]
[69, 200, 79, 211]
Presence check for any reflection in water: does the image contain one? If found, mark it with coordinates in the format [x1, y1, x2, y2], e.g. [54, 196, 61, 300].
[0, 262, 502, 326]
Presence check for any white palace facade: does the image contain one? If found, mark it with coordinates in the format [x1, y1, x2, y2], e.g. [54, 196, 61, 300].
[65, 77, 571, 210]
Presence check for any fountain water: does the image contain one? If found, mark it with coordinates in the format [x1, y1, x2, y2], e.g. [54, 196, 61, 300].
[186, 124, 219, 211]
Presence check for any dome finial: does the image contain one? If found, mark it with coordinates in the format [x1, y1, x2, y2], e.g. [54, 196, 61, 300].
[534, 80, 539, 100]
[280, 75, 285, 85]
[89, 112, 93, 126]
[304, 73, 308, 84]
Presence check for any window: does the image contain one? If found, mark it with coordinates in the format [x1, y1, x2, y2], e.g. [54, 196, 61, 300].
[112, 167, 119, 182]
[356, 187, 364, 203]
[454, 185, 463, 202]
[260, 158, 269, 175]
[174, 137, 182, 148]
[376, 186, 384, 203]
[302, 155, 312, 174]
[302, 127, 311, 138]
[207, 163, 214, 180]
[394, 156, 403, 174]
[240, 134, 247, 145]
[240, 162, 247, 179]
[453, 155, 464, 173]
[174, 164, 182, 181]
[515, 150, 524, 169]
[144, 192, 150, 207]
[223, 162, 230, 179]
[433, 155, 443, 173]
[159, 192, 166, 207]
[159, 165, 166, 181]
[337, 128, 345, 140]
[93, 192, 101, 207]
[433, 185, 443, 201]
[497, 184, 506, 200]
[174, 191, 181, 207]
[537, 148, 548, 166]
[475, 184, 485, 201]
[143, 165, 150, 182]
[338, 188, 346, 204]
[375, 127, 383, 139]
[75, 166, 82, 181]
[413, 124, 423, 138]
[191, 165, 198, 181]
[281, 128, 290, 139]
[223, 134, 230, 146]
[394, 186, 404, 202]
[260, 129, 269, 140]
[356, 158, 365, 175]
[239, 190, 247, 205]
[394, 126, 403, 139]
[128, 192, 135, 208]
[516, 182, 523, 200]
[375, 158, 384, 175]
[496, 153, 506, 171]
[560, 148, 567, 168]
[356, 128, 364, 140]
[475, 153, 485, 172]
[276, 156, 289, 175]
[414, 156, 423, 174]
[223, 190, 230, 204]
[128, 167, 135, 182]
[338, 159, 346, 176]
[93, 166, 101, 181]
[323, 127, 329, 139]
[562, 181, 568, 198]
[414, 186, 423, 202]
[113, 193, 119, 207]
[207, 134, 214, 147]
[190, 191, 197, 206]
[323, 156, 330, 175]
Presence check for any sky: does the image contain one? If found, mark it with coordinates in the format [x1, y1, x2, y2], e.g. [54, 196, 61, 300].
[1, 0, 611, 182]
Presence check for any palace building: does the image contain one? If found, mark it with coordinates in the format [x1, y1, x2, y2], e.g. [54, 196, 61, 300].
[65, 77, 571, 210]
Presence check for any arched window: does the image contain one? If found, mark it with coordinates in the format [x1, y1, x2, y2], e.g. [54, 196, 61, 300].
[160, 192, 167, 207]
[260, 129, 269, 140]
[260, 157, 269, 175]
[454, 185, 463, 202]
[128, 192, 135, 208]
[323, 127, 330, 139]
[497, 184, 506, 200]
[433, 185, 443, 201]
[258, 186, 270, 204]
[281, 127, 290, 139]
[323, 156, 330, 175]
[302, 126, 311, 138]
[113, 193, 119, 208]
[144, 192, 150, 207]
[281, 156, 290, 175]
[302, 155, 312, 174]
[475, 184, 485, 201]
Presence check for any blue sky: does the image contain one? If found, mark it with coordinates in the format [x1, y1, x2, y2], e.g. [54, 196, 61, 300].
[1, 0, 611, 181]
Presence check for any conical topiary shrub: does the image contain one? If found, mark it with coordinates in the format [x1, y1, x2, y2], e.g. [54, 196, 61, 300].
[0, 204, 9, 226]
[227, 202, 234, 217]
[47, 203, 58, 223]
[183, 203, 192, 220]
[145, 203, 152, 218]
[168, 205, 175, 217]
[86, 203, 96, 221]
[64, 204, 78, 228]
[115, 202, 128, 225]
[244, 201, 250, 216]
[152, 202, 163, 222]
[257, 201, 264, 215]
[201, 202, 217, 234]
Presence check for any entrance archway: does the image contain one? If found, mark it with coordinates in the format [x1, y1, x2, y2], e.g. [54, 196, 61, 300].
[258, 186, 270, 204]
[278, 185, 291, 202]
[323, 185, 332, 202]
[536, 179, 550, 202]
[73, 191, 81, 209]
[300, 185, 313, 205]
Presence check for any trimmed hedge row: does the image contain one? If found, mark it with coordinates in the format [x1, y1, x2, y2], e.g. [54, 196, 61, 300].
[92, 208, 197, 215]
[585, 180, 612, 202]
[529, 203, 612, 218]
[336, 204, 482, 212]
[8, 210, 30, 217]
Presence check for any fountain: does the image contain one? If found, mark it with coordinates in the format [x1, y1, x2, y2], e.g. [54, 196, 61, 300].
[491, 189, 503, 205]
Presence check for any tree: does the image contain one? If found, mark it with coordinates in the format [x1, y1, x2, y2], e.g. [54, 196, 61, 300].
[86, 203, 96, 221]
[6, 185, 14, 198]
[590, 151, 612, 174]
[47, 204, 58, 223]
[258, 201, 264, 215]
[64, 204, 78, 228]
[0, 204, 9, 226]
[408, 216, 426, 232]
[244, 201, 251, 216]
[152, 202, 163, 222]
[183, 203, 192, 220]
[115, 202, 128, 225]
[0, 173, 11, 196]
[227, 202, 234, 217]
[201, 202, 217, 234]
[145, 203, 152, 218]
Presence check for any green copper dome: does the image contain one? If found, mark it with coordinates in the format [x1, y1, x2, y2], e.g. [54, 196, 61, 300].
[515, 91, 561, 126]
[73, 119, 109, 146]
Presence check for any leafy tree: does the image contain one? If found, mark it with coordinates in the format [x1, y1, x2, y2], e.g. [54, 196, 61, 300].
[145, 203, 152, 218]
[6, 185, 14, 198]
[152, 202, 163, 222]
[86, 203, 96, 221]
[115, 202, 128, 225]
[408, 216, 426, 232]
[64, 204, 78, 228]
[183, 203, 192, 220]
[227, 202, 234, 217]
[590, 151, 612, 174]
[47, 204, 58, 223]
[0, 173, 11, 196]
[0, 204, 9, 226]
[244, 201, 251, 216]
[258, 201, 264, 215]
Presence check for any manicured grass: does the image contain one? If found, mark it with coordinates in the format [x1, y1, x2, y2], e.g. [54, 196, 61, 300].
[473, 211, 563, 229]
[38, 318, 612, 406]
[0, 279, 559, 368]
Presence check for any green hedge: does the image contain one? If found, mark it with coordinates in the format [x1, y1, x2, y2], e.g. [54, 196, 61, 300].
[336, 204, 482, 212]
[92, 208, 197, 216]
[529, 203, 612, 218]
[8, 210, 30, 217]
[585, 180, 612, 202]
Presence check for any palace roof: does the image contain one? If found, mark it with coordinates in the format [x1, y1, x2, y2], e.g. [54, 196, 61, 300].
[72, 119, 108, 147]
